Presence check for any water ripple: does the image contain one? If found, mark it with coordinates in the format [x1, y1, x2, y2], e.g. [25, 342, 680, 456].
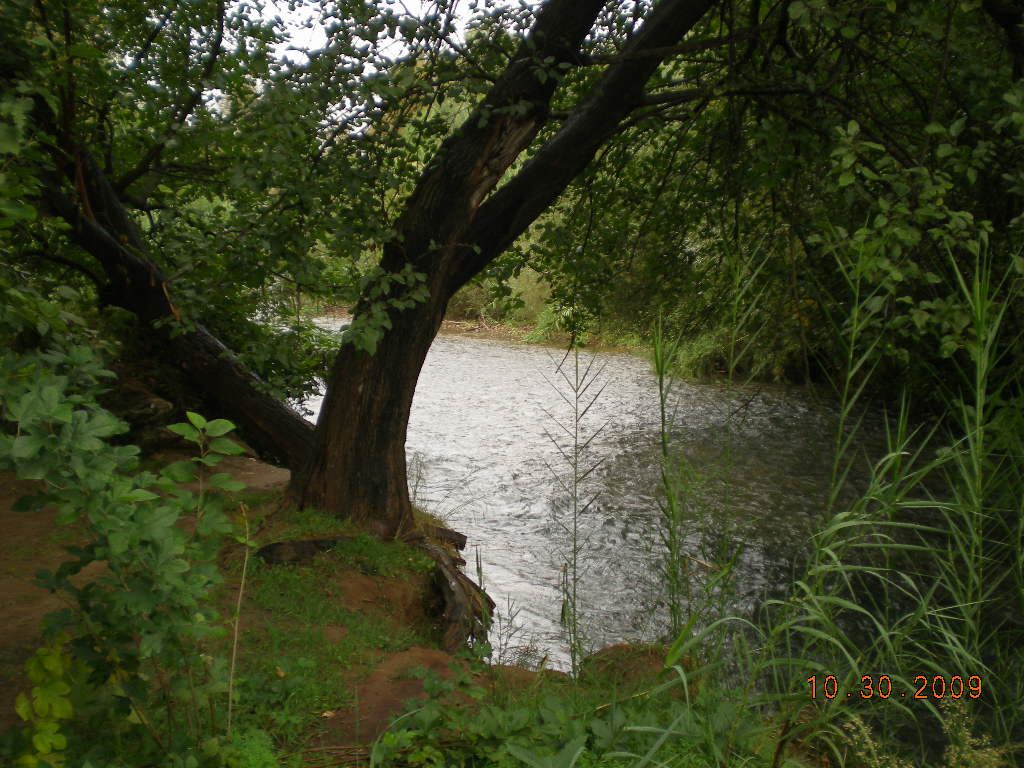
[305, 328, 878, 668]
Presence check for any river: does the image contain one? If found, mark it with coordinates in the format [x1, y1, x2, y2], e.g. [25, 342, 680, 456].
[305, 326, 876, 669]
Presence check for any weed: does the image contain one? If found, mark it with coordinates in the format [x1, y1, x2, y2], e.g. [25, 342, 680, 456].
[542, 346, 608, 675]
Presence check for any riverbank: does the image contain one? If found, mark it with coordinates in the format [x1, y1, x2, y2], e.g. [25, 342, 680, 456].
[308, 305, 648, 357]
[0, 455, 739, 767]
[3, 358, 1003, 766]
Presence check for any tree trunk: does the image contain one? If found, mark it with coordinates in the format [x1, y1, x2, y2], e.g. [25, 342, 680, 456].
[169, 324, 314, 467]
[290, 272, 448, 538]
[291, 0, 718, 536]
[43, 154, 315, 468]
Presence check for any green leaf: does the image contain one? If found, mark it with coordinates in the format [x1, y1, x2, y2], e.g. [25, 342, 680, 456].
[123, 488, 159, 503]
[168, 423, 200, 442]
[51, 696, 72, 720]
[11, 434, 44, 459]
[203, 418, 235, 437]
[0, 123, 21, 153]
[0, 199, 37, 226]
[508, 735, 586, 768]
[163, 558, 190, 574]
[186, 411, 208, 430]
[141, 505, 179, 532]
[108, 530, 130, 555]
[209, 437, 245, 456]
[788, 1, 807, 20]
[208, 473, 245, 492]
[161, 460, 197, 483]
[68, 42, 106, 59]
[14, 692, 31, 721]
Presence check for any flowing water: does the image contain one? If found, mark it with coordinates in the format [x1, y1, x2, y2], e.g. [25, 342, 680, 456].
[305, 324, 878, 668]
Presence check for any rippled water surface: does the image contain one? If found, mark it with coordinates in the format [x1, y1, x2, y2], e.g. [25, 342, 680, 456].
[306, 325, 875, 667]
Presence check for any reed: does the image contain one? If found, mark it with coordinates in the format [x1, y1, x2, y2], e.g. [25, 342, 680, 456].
[543, 344, 608, 675]
[637, 247, 1022, 766]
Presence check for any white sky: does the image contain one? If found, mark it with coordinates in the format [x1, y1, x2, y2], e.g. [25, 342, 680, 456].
[269, 0, 478, 64]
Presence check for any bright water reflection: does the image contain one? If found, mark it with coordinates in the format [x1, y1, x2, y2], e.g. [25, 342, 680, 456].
[305, 324, 876, 668]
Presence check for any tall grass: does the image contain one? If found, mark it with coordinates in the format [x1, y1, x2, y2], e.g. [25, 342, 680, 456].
[543, 345, 608, 675]
[648, 244, 770, 642]
[763, 250, 1022, 764]
[637, 247, 1022, 767]
[651, 316, 694, 638]
[362, 246, 1020, 768]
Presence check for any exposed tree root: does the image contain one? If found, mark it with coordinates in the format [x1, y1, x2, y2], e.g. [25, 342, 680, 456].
[415, 538, 494, 653]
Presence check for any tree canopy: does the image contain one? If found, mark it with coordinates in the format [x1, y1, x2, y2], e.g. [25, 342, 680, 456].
[3, 1, 1024, 764]
[2, 0, 1023, 522]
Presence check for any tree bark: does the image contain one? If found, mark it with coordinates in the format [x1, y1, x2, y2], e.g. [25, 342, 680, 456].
[291, 0, 719, 536]
[290, 275, 448, 538]
[983, 0, 1024, 79]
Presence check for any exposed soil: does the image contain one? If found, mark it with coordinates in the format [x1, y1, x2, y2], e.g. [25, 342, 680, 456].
[337, 571, 437, 631]
[165, 453, 291, 491]
[318, 647, 470, 746]
[0, 454, 289, 732]
[307, 646, 581, 767]
[0, 477, 70, 730]
[579, 643, 671, 693]
[0, 477, 107, 729]
[580, 643, 699, 702]
[1, 454, 673, 763]
[310, 306, 639, 353]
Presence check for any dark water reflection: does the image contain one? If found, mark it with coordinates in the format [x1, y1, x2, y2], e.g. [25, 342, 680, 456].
[306, 326, 879, 668]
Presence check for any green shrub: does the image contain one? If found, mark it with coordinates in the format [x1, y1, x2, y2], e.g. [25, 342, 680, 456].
[0, 276, 276, 766]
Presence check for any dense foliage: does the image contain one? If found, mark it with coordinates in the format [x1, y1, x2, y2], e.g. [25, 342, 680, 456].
[516, 1, 1024, 390]
[0, 278, 273, 765]
[2, 0, 1023, 765]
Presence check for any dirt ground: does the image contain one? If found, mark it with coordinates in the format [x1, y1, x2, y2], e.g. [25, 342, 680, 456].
[0, 453, 478, 758]
[0, 455, 289, 731]
[0, 477, 74, 730]
[1, 448, 626, 762]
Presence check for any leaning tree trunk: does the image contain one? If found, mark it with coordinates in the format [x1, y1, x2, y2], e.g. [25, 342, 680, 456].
[43, 153, 315, 468]
[291, 0, 718, 536]
[290, 266, 450, 538]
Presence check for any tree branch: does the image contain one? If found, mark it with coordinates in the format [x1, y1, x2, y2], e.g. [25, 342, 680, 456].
[641, 86, 710, 106]
[373, 0, 609, 276]
[41, 162, 315, 468]
[28, 250, 104, 287]
[114, 0, 226, 193]
[95, 7, 176, 158]
[581, 25, 764, 65]
[456, 0, 720, 288]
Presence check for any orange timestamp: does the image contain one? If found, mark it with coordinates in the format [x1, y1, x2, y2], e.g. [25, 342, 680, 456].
[806, 674, 982, 701]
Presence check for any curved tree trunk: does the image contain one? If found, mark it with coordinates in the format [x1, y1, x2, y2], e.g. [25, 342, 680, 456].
[40, 0, 718, 531]
[290, 275, 447, 538]
[31, 0, 719, 539]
